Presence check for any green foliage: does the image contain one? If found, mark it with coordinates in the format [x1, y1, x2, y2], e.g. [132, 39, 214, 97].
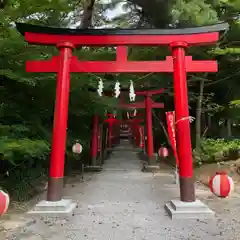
[194, 138, 240, 164]
[231, 100, 240, 107]
[0, 137, 50, 165]
[171, 0, 219, 26]
[0, 162, 48, 201]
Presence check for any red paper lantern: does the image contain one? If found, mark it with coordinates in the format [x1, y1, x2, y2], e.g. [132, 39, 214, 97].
[72, 142, 83, 154]
[0, 190, 10, 216]
[158, 147, 169, 157]
[209, 172, 234, 198]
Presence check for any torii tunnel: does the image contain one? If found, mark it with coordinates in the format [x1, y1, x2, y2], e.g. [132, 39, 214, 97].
[88, 87, 165, 166]
[16, 22, 228, 217]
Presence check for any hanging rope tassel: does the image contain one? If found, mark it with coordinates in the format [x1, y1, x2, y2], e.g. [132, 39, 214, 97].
[129, 80, 136, 102]
[114, 80, 121, 98]
[97, 77, 104, 97]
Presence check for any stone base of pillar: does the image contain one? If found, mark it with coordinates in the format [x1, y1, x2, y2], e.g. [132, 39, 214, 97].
[91, 156, 97, 166]
[148, 155, 157, 166]
[28, 199, 76, 216]
[84, 165, 103, 172]
[164, 199, 215, 219]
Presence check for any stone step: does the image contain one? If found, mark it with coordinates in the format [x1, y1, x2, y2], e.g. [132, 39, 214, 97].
[113, 147, 141, 152]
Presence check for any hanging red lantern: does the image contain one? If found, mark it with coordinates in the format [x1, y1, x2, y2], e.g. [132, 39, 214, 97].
[0, 190, 10, 216]
[158, 146, 169, 157]
[209, 172, 234, 198]
[72, 142, 83, 154]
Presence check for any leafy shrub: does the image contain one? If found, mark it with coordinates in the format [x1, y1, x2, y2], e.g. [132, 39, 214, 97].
[0, 137, 50, 201]
[0, 137, 50, 165]
[194, 138, 240, 165]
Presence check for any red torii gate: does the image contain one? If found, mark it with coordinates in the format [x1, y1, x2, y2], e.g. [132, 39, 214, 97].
[16, 22, 228, 218]
[129, 117, 144, 147]
[127, 113, 145, 149]
[104, 113, 119, 149]
[120, 88, 164, 165]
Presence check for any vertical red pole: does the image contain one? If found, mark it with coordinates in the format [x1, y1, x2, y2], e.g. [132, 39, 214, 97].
[108, 123, 112, 148]
[135, 124, 140, 147]
[145, 95, 154, 164]
[90, 115, 99, 166]
[98, 123, 103, 164]
[171, 42, 195, 202]
[139, 125, 144, 149]
[47, 42, 74, 202]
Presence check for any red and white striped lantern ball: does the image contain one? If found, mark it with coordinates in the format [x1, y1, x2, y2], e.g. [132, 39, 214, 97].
[72, 142, 83, 154]
[0, 190, 10, 216]
[158, 147, 169, 158]
[209, 172, 234, 198]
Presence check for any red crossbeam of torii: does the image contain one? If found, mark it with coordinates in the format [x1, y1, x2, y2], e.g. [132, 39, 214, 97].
[16, 23, 221, 73]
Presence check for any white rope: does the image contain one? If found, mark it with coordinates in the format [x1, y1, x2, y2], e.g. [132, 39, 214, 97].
[175, 116, 195, 124]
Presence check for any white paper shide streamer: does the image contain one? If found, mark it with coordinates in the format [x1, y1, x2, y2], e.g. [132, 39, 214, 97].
[97, 78, 104, 97]
[114, 80, 121, 98]
[129, 80, 136, 102]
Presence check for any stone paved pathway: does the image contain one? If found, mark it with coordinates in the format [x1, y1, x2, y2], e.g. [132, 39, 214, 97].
[4, 148, 240, 240]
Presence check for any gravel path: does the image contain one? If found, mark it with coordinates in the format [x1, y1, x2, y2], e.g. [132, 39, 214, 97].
[4, 149, 240, 240]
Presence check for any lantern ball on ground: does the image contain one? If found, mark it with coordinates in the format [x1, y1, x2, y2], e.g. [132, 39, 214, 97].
[0, 190, 10, 216]
[209, 172, 234, 198]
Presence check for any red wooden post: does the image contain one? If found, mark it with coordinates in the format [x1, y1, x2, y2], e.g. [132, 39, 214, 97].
[171, 42, 195, 202]
[108, 124, 113, 148]
[104, 114, 118, 149]
[131, 118, 143, 147]
[98, 123, 103, 164]
[145, 95, 154, 164]
[90, 115, 99, 165]
[47, 42, 74, 201]
[140, 125, 145, 149]
[135, 125, 140, 146]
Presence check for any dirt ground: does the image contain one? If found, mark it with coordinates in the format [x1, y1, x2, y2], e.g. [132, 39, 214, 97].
[195, 158, 240, 193]
[2, 152, 240, 240]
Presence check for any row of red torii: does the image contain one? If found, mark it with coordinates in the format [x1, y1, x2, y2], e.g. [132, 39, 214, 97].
[16, 22, 228, 218]
[89, 87, 165, 165]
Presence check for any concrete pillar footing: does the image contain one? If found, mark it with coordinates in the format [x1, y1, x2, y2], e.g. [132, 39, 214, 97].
[165, 199, 215, 219]
[28, 199, 76, 216]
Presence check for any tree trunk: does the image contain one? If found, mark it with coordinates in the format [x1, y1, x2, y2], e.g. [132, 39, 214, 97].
[79, 0, 96, 29]
[227, 119, 232, 138]
[195, 80, 204, 152]
[207, 114, 211, 129]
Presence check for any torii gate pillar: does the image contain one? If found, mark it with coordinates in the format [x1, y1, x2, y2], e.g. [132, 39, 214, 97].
[171, 42, 194, 201]
[90, 115, 99, 166]
[145, 95, 154, 165]
[47, 43, 74, 202]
